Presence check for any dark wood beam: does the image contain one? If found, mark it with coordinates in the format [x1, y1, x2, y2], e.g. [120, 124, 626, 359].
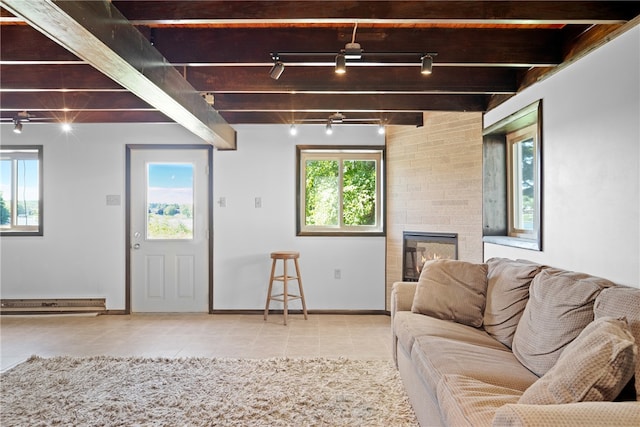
[0, 110, 172, 124]
[1, 0, 236, 149]
[217, 111, 424, 127]
[0, 64, 122, 89]
[185, 66, 518, 94]
[147, 27, 564, 66]
[0, 91, 153, 111]
[0, 63, 518, 94]
[112, 1, 640, 23]
[0, 91, 487, 115]
[1, 24, 564, 66]
[211, 93, 487, 113]
[0, 109, 423, 126]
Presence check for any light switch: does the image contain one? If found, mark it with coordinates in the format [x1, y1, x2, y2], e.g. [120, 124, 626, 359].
[255, 197, 262, 208]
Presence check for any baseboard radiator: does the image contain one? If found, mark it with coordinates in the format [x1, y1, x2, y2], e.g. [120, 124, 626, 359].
[0, 298, 106, 314]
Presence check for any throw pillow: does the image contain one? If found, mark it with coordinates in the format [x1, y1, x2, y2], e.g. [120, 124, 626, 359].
[519, 316, 637, 404]
[512, 268, 613, 376]
[594, 286, 640, 401]
[411, 259, 488, 328]
[483, 258, 543, 348]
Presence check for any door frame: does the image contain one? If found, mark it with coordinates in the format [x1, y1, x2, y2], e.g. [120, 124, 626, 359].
[125, 144, 214, 314]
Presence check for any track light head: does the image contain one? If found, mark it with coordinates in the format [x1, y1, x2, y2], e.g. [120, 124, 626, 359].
[289, 124, 297, 136]
[421, 55, 433, 75]
[269, 60, 285, 80]
[13, 119, 23, 134]
[335, 53, 346, 74]
[378, 123, 385, 135]
[325, 120, 333, 135]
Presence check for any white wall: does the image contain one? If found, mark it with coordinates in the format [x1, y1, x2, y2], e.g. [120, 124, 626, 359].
[213, 124, 386, 310]
[0, 122, 386, 310]
[483, 24, 640, 288]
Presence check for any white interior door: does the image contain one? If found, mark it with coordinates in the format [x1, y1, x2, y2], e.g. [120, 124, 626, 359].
[130, 148, 209, 312]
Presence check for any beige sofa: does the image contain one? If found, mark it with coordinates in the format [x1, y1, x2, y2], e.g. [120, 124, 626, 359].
[391, 258, 640, 426]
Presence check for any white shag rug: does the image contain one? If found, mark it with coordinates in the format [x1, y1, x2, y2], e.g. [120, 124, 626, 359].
[1, 356, 417, 426]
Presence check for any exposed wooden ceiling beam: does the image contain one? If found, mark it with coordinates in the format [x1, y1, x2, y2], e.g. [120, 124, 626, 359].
[2, 24, 564, 66]
[112, 1, 639, 24]
[0, 90, 487, 117]
[1, 0, 236, 149]
[0, 64, 518, 94]
[0, 110, 425, 127]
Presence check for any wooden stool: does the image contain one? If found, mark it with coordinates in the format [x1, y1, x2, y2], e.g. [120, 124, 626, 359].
[264, 251, 308, 325]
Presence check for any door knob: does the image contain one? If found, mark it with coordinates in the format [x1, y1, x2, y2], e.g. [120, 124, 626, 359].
[132, 243, 141, 250]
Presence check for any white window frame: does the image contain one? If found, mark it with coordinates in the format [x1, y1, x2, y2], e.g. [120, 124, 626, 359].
[506, 124, 538, 239]
[297, 146, 384, 236]
[0, 145, 43, 236]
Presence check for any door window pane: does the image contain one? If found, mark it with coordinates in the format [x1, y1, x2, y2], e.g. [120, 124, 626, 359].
[146, 163, 194, 240]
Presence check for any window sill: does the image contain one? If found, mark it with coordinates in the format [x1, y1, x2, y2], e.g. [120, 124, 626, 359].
[482, 235, 540, 251]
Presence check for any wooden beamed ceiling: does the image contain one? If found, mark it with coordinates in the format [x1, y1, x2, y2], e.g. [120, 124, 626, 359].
[1, 1, 639, 130]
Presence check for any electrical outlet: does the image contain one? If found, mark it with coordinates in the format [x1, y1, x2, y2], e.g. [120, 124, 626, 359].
[334, 269, 341, 279]
[255, 197, 262, 208]
[106, 195, 121, 206]
[218, 197, 226, 207]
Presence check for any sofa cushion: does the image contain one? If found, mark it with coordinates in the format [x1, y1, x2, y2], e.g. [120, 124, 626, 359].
[484, 258, 543, 348]
[493, 402, 640, 427]
[411, 335, 539, 395]
[512, 268, 614, 377]
[394, 311, 502, 358]
[411, 259, 488, 328]
[519, 317, 637, 404]
[594, 286, 640, 401]
[437, 374, 521, 427]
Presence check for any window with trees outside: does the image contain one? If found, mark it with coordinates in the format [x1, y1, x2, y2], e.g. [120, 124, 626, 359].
[507, 125, 537, 238]
[482, 99, 542, 251]
[297, 146, 384, 236]
[0, 145, 43, 236]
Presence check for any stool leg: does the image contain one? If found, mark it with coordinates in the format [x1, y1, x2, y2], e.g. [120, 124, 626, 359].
[294, 258, 308, 320]
[283, 259, 289, 325]
[264, 259, 277, 321]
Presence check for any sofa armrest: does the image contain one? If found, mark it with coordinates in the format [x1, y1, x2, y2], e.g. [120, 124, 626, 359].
[390, 281, 417, 367]
[492, 402, 640, 427]
[391, 281, 417, 318]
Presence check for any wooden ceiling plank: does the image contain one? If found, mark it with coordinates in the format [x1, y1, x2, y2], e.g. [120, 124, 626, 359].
[1, 0, 236, 149]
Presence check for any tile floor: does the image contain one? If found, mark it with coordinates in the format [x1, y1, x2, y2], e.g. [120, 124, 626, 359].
[0, 313, 392, 372]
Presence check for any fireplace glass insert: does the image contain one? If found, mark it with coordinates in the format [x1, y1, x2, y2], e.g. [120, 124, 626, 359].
[402, 231, 458, 281]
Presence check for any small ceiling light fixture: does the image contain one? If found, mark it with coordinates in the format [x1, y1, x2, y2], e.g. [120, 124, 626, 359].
[61, 122, 72, 132]
[12, 111, 31, 134]
[269, 56, 285, 80]
[325, 120, 333, 135]
[13, 118, 22, 134]
[334, 53, 346, 74]
[378, 123, 386, 135]
[421, 54, 434, 75]
[289, 123, 298, 136]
